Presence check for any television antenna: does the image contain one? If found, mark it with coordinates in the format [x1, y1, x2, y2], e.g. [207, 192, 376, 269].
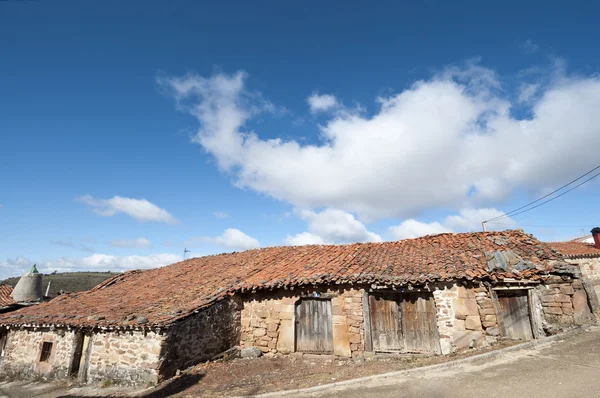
[183, 248, 191, 259]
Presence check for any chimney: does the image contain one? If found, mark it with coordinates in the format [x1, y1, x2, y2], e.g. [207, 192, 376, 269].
[591, 227, 600, 249]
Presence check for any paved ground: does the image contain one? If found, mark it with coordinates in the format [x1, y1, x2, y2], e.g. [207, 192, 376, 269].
[277, 327, 600, 398]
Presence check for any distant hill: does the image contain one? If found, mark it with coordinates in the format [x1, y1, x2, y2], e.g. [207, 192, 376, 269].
[1, 271, 119, 297]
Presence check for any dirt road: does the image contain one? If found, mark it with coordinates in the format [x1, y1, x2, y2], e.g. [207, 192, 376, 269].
[270, 327, 600, 398]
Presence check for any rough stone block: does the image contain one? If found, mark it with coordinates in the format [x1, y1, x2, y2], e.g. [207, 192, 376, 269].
[455, 298, 479, 319]
[253, 328, 267, 337]
[555, 294, 571, 303]
[562, 306, 574, 315]
[479, 307, 496, 315]
[241, 347, 262, 358]
[267, 323, 278, 332]
[560, 285, 575, 295]
[457, 286, 475, 299]
[348, 334, 361, 344]
[541, 295, 555, 303]
[544, 307, 563, 315]
[573, 290, 593, 325]
[453, 330, 484, 349]
[454, 319, 465, 331]
[465, 315, 483, 331]
[483, 314, 497, 322]
[279, 312, 293, 320]
[276, 319, 294, 353]
[482, 321, 496, 328]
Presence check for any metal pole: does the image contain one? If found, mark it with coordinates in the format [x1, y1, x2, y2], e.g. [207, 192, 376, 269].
[482, 221, 487, 232]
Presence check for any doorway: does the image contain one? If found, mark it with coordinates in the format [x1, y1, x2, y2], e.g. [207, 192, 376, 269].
[295, 299, 333, 353]
[495, 289, 534, 340]
[369, 292, 441, 354]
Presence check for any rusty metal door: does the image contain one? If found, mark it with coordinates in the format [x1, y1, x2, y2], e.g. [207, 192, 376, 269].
[369, 295, 403, 351]
[401, 293, 441, 354]
[496, 290, 533, 340]
[295, 299, 333, 353]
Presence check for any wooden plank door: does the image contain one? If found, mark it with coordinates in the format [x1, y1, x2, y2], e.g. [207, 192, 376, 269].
[401, 293, 441, 354]
[295, 299, 333, 353]
[496, 290, 533, 340]
[369, 295, 403, 351]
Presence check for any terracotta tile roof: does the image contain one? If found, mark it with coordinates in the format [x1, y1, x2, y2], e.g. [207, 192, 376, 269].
[0, 230, 566, 329]
[0, 284, 16, 309]
[549, 242, 600, 259]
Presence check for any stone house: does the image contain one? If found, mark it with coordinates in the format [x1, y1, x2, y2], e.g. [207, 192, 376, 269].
[550, 227, 600, 298]
[0, 230, 596, 386]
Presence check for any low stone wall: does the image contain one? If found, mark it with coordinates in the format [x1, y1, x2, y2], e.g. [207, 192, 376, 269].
[85, 329, 165, 386]
[160, 297, 242, 379]
[0, 328, 77, 379]
[240, 286, 363, 358]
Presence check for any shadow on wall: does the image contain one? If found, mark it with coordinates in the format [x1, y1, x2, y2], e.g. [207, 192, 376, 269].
[57, 373, 204, 398]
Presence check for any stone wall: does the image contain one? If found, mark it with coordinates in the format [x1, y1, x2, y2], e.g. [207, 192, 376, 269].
[537, 276, 594, 331]
[448, 284, 497, 351]
[240, 286, 363, 357]
[565, 258, 600, 298]
[0, 328, 77, 378]
[160, 297, 242, 379]
[85, 329, 165, 386]
[432, 284, 457, 354]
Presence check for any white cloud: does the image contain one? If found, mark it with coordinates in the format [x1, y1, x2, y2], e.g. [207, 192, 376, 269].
[160, 64, 600, 221]
[0, 254, 181, 279]
[389, 220, 450, 240]
[389, 208, 516, 240]
[76, 195, 178, 224]
[191, 228, 260, 251]
[0, 257, 33, 279]
[307, 93, 338, 113]
[213, 211, 230, 219]
[286, 208, 381, 245]
[518, 83, 539, 103]
[109, 238, 152, 249]
[284, 232, 325, 246]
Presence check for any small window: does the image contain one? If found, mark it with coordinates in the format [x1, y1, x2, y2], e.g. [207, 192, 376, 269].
[40, 342, 53, 362]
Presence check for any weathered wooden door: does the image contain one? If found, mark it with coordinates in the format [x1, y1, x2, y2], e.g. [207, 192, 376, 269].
[496, 290, 533, 340]
[369, 295, 403, 351]
[295, 299, 333, 353]
[401, 293, 441, 354]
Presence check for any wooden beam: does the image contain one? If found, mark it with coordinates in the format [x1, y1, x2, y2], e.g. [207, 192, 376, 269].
[362, 291, 373, 352]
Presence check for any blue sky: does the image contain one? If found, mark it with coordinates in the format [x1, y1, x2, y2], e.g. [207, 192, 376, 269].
[1, 0, 600, 278]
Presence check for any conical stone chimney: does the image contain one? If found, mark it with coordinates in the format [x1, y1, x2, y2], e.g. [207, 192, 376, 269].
[11, 264, 43, 303]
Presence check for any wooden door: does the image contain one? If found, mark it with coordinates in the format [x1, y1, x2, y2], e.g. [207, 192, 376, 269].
[369, 295, 403, 351]
[295, 299, 333, 353]
[496, 290, 533, 340]
[401, 293, 441, 354]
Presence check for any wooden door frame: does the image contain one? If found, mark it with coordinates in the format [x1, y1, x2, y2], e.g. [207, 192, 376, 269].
[491, 287, 538, 339]
[294, 298, 334, 354]
[363, 291, 441, 354]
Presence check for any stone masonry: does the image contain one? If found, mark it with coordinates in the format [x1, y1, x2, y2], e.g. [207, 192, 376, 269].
[86, 329, 165, 385]
[0, 328, 77, 378]
[240, 286, 363, 358]
[537, 276, 594, 330]
[161, 297, 242, 379]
